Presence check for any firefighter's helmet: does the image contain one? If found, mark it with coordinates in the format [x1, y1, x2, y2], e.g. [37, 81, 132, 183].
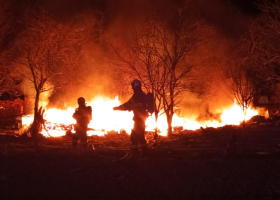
[77, 97, 86, 105]
[131, 79, 141, 89]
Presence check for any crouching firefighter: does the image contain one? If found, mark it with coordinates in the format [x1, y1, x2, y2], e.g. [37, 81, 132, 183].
[72, 97, 92, 148]
[113, 79, 153, 157]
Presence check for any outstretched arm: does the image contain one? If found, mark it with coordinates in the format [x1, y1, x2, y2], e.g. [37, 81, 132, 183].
[113, 97, 134, 111]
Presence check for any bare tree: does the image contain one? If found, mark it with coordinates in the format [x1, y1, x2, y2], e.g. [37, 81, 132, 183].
[114, 2, 210, 137]
[151, 7, 212, 137]
[153, 13, 197, 137]
[225, 60, 259, 126]
[231, 0, 280, 119]
[14, 9, 84, 142]
[45, 10, 108, 108]
[0, 0, 17, 96]
[244, 0, 280, 84]
[0, 53, 17, 96]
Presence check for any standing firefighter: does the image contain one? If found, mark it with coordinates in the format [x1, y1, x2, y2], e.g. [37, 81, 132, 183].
[113, 79, 150, 157]
[72, 97, 92, 148]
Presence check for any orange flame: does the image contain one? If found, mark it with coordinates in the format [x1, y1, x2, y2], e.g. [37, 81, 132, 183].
[22, 96, 258, 137]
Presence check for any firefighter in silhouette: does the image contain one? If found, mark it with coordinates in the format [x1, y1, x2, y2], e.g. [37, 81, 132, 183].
[72, 97, 92, 148]
[113, 79, 149, 156]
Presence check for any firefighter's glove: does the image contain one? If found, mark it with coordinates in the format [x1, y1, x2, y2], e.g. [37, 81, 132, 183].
[113, 106, 120, 111]
[114, 105, 125, 111]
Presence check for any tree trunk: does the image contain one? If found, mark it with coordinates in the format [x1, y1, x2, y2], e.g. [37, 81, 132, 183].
[168, 69, 175, 138]
[167, 112, 173, 138]
[153, 92, 159, 137]
[154, 111, 158, 135]
[32, 91, 40, 147]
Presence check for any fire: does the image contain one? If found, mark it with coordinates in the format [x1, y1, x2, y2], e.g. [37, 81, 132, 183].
[22, 97, 258, 137]
[220, 102, 258, 125]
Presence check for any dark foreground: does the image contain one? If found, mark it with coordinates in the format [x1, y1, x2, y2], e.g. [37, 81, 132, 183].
[1, 126, 280, 200]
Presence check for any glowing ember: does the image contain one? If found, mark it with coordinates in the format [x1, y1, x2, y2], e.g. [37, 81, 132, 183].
[22, 97, 258, 137]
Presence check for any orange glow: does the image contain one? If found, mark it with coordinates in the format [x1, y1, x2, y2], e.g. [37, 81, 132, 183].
[22, 96, 258, 137]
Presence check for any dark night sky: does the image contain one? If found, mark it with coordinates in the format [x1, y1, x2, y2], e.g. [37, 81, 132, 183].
[10, 0, 260, 19]
[230, 0, 259, 14]
[8, 0, 262, 39]
[10, 0, 259, 12]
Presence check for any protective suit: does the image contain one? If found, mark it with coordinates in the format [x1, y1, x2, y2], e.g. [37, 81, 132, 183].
[72, 97, 92, 147]
[113, 80, 149, 156]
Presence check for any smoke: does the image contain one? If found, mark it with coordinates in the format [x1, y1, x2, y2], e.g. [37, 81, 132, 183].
[13, 0, 255, 117]
[46, 47, 120, 109]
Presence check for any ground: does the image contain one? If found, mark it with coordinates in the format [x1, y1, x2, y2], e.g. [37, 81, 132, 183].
[1, 125, 280, 199]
